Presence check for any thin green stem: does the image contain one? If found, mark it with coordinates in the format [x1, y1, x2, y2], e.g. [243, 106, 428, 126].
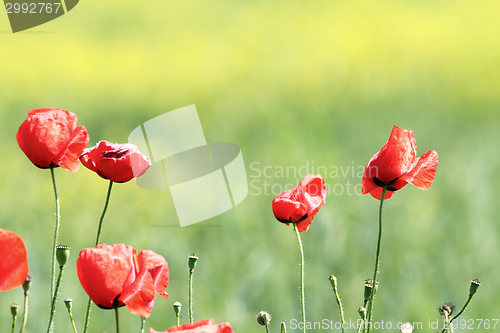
[366, 187, 386, 333]
[330, 281, 345, 333]
[141, 317, 145, 333]
[83, 180, 114, 333]
[440, 295, 474, 333]
[11, 316, 16, 333]
[50, 166, 60, 304]
[82, 299, 91, 333]
[115, 307, 120, 333]
[264, 316, 270, 333]
[188, 269, 194, 323]
[66, 308, 78, 333]
[19, 289, 29, 333]
[176, 314, 180, 327]
[293, 225, 306, 333]
[95, 180, 114, 246]
[47, 266, 64, 333]
[281, 322, 287, 333]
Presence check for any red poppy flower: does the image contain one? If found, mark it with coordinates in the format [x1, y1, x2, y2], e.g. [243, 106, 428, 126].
[80, 141, 150, 183]
[76, 243, 169, 318]
[272, 174, 326, 232]
[17, 108, 89, 172]
[149, 319, 234, 333]
[0, 229, 29, 292]
[361, 125, 439, 200]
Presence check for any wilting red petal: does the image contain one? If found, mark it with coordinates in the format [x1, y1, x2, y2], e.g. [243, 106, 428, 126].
[400, 150, 439, 190]
[80, 141, 150, 183]
[76, 244, 136, 309]
[119, 270, 155, 318]
[0, 229, 29, 292]
[149, 319, 234, 333]
[16, 108, 88, 171]
[137, 250, 169, 300]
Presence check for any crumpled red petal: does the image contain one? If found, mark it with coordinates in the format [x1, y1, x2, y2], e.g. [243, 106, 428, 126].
[0, 229, 29, 292]
[119, 270, 155, 318]
[400, 150, 439, 190]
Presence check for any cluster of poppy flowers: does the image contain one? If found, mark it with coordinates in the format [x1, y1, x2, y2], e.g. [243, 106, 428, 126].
[6, 108, 233, 332]
[272, 125, 439, 228]
[4, 107, 440, 332]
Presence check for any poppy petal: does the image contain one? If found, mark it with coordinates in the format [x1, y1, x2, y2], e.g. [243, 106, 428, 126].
[137, 250, 169, 300]
[272, 194, 308, 223]
[0, 229, 29, 292]
[53, 125, 89, 172]
[76, 245, 135, 309]
[119, 270, 155, 318]
[368, 187, 396, 200]
[400, 150, 439, 190]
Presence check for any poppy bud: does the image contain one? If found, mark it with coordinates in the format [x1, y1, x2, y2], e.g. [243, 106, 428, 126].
[64, 298, 73, 311]
[438, 302, 455, 317]
[256, 311, 271, 326]
[364, 278, 378, 302]
[469, 279, 481, 296]
[22, 275, 33, 295]
[399, 322, 413, 333]
[329, 275, 338, 290]
[188, 254, 199, 272]
[358, 307, 367, 320]
[56, 244, 70, 267]
[173, 301, 182, 317]
[10, 303, 19, 317]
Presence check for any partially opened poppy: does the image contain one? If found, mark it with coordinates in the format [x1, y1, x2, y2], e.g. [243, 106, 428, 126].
[76, 243, 169, 318]
[17, 108, 89, 172]
[272, 174, 326, 232]
[361, 125, 439, 200]
[149, 319, 234, 333]
[80, 141, 150, 183]
[0, 229, 29, 292]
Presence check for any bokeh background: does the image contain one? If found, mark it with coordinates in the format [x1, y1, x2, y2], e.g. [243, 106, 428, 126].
[1, 1, 500, 332]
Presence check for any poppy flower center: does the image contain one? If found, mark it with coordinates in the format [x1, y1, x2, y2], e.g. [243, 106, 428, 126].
[102, 148, 130, 159]
[372, 176, 399, 192]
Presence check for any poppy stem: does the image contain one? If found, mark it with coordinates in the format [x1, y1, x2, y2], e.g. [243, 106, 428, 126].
[188, 269, 194, 323]
[329, 276, 345, 333]
[140, 317, 145, 333]
[64, 300, 78, 333]
[47, 265, 64, 333]
[293, 225, 306, 333]
[281, 321, 287, 333]
[19, 277, 31, 333]
[440, 294, 474, 333]
[188, 254, 198, 323]
[114, 307, 120, 333]
[95, 180, 114, 246]
[49, 166, 60, 305]
[82, 180, 114, 333]
[366, 186, 386, 333]
[264, 314, 270, 333]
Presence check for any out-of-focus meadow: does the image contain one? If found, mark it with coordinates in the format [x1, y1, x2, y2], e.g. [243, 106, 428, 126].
[1, 1, 500, 332]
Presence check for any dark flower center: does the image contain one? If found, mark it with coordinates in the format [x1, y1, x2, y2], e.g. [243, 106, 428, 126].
[372, 177, 399, 192]
[102, 148, 130, 159]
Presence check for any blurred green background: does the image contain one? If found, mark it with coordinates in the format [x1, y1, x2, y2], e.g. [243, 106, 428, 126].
[1, 1, 500, 332]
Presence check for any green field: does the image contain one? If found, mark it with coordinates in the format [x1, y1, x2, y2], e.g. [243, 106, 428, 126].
[1, 1, 500, 332]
